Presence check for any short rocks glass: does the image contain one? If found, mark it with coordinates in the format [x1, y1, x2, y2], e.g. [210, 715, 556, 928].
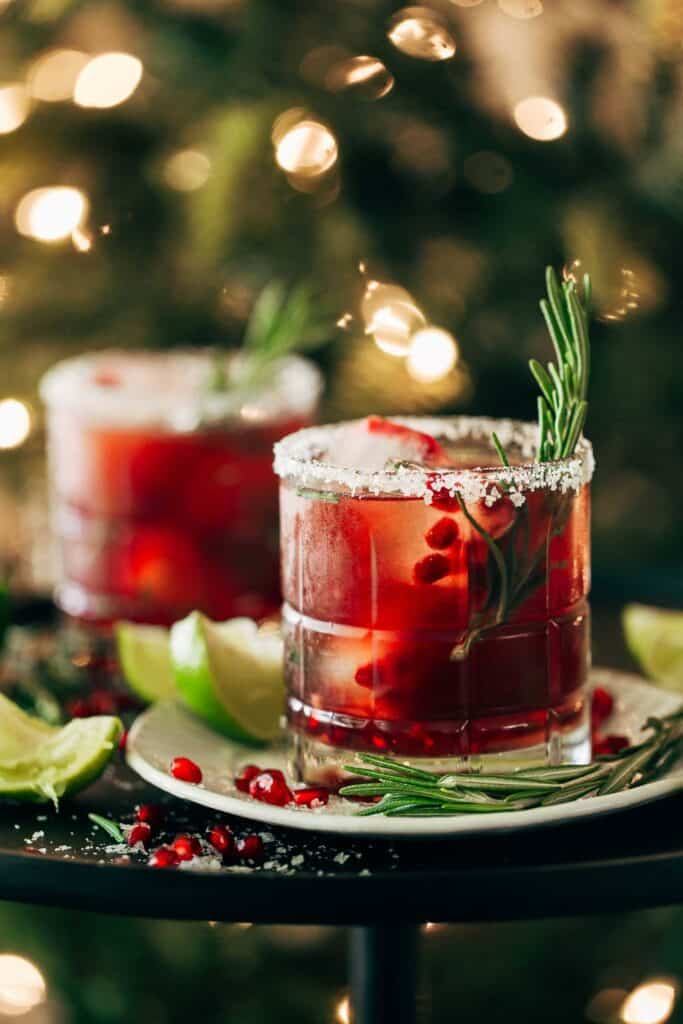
[274, 416, 593, 782]
[41, 350, 322, 626]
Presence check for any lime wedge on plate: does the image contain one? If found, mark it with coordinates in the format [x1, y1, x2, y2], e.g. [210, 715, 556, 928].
[116, 621, 176, 702]
[623, 603, 683, 692]
[0, 693, 122, 805]
[170, 611, 284, 744]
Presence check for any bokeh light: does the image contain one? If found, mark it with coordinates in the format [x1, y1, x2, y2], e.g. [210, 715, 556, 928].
[326, 55, 394, 100]
[71, 226, 93, 252]
[498, 0, 544, 18]
[0, 954, 46, 1014]
[28, 49, 89, 102]
[463, 150, 513, 193]
[387, 7, 456, 61]
[361, 281, 425, 357]
[164, 148, 212, 191]
[406, 326, 459, 382]
[335, 993, 351, 1024]
[73, 52, 143, 109]
[0, 84, 29, 134]
[15, 187, 88, 242]
[513, 96, 567, 141]
[274, 118, 338, 177]
[621, 981, 678, 1024]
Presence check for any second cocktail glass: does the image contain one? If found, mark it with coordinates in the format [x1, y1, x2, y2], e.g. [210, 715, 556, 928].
[275, 415, 593, 781]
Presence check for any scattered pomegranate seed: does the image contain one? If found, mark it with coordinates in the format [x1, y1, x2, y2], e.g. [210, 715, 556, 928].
[294, 787, 329, 808]
[425, 517, 458, 549]
[127, 822, 152, 848]
[207, 824, 234, 855]
[66, 698, 90, 719]
[248, 770, 293, 807]
[354, 663, 374, 688]
[594, 733, 630, 756]
[170, 756, 203, 784]
[413, 553, 450, 584]
[235, 835, 264, 861]
[234, 764, 263, 793]
[88, 690, 119, 715]
[118, 729, 129, 752]
[148, 845, 179, 869]
[591, 687, 614, 728]
[136, 803, 163, 831]
[172, 834, 202, 861]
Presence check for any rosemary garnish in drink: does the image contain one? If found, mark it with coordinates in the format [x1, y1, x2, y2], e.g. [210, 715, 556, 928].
[340, 708, 683, 816]
[209, 280, 332, 393]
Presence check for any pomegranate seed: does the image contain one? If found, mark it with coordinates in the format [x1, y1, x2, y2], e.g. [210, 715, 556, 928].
[207, 824, 234, 855]
[594, 733, 630, 756]
[172, 834, 202, 861]
[248, 770, 293, 807]
[148, 845, 179, 868]
[413, 553, 450, 584]
[127, 822, 152, 848]
[294, 787, 329, 808]
[170, 756, 203, 784]
[354, 663, 374, 688]
[591, 687, 614, 728]
[66, 698, 90, 719]
[118, 729, 129, 752]
[425, 517, 458, 549]
[234, 764, 263, 793]
[235, 835, 264, 861]
[136, 804, 163, 831]
[88, 690, 118, 715]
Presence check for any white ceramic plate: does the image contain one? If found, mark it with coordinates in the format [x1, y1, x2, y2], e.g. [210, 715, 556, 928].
[126, 669, 682, 839]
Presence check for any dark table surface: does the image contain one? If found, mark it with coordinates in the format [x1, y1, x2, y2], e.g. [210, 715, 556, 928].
[0, 603, 681, 926]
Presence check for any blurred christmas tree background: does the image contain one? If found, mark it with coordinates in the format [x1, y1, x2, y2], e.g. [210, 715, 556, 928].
[1, 0, 683, 599]
[1, 3, 683, 1022]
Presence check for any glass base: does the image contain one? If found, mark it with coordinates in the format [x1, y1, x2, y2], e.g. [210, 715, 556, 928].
[288, 707, 591, 787]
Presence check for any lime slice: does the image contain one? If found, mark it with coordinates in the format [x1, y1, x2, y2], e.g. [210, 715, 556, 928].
[170, 611, 284, 744]
[116, 621, 176, 703]
[623, 603, 683, 692]
[0, 693, 122, 805]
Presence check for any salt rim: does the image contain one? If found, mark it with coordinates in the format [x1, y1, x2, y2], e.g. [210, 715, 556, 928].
[273, 416, 595, 505]
[39, 349, 323, 431]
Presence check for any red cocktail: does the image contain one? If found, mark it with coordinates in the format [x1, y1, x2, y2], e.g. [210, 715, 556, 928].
[275, 415, 593, 780]
[41, 350, 321, 626]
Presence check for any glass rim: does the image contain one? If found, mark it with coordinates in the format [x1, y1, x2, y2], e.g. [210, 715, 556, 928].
[273, 415, 594, 503]
[39, 348, 323, 430]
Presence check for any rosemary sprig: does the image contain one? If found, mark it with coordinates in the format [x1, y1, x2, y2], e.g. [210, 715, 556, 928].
[210, 280, 332, 392]
[88, 813, 124, 843]
[339, 708, 683, 817]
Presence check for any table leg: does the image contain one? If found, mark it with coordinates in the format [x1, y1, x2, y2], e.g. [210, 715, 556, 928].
[349, 925, 419, 1024]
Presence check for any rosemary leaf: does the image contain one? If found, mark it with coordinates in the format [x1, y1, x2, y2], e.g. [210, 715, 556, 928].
[88, 813, 124, 843]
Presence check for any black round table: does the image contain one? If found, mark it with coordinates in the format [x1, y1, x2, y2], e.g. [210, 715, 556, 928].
[0, 762, 681, 1024]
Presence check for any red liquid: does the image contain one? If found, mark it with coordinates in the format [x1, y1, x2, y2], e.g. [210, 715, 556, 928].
[50, 411, 310, 625]
[281, 481, 591, 766]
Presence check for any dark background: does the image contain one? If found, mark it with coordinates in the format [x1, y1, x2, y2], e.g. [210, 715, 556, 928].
[0, 1, 681, 1021]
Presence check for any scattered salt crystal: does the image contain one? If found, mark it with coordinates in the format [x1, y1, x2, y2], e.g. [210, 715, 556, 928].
[333, 852, 350, 865]
[36, 815, 47, 822]
[290, 854, 305, 867]
[359, 869, 372, 876]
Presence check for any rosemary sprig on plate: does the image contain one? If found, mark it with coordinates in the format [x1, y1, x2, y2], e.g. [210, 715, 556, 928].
[339, 708, 683, 817]
[210, 280, 332, 391]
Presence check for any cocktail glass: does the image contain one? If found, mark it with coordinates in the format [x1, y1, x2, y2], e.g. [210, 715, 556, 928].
[275, 416, 593, 781]
[40, 350, 322, 626]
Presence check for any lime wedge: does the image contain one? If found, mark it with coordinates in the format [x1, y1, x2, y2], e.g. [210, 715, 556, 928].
[623, 603, 683, 692]
[170, 611, 284, 744]
[116, 621, 176, 702]
[0, 693, 122, 805]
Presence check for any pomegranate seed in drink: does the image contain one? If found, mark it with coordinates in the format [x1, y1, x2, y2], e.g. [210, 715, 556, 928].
[234, 764, 263, 793]
[127, 822, 152, 848]
[425, 517, 458, 549]
[294, 787, 329, 808]
[118, 729, 129, 752]
[172, 834, 202, 861]
[235, 835, 264, 862]
[413, 553, 450, 584]
[207, 824, 234, 855]
[136, 803, 163, 831]
[148, 845, 180, 869]
[170, 756, 203, 784]
[248, 770, 293, 807]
